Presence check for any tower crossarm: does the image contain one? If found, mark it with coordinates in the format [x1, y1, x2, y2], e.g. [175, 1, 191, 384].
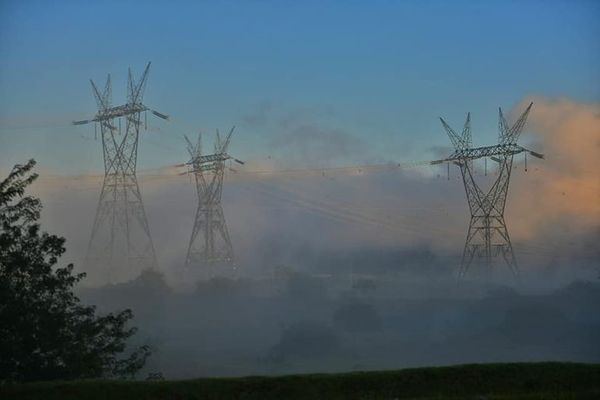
[186, 152, 244, 172]
[72, 103, 169, 125]
[430, 144, 543, 165]
[96, 103, 147, 121]
[190, 152, 232, 165]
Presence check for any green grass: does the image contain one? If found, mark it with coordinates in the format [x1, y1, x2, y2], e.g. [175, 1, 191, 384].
[2, 362, 599, 400]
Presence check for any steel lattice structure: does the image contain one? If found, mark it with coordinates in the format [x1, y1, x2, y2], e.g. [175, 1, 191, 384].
[183, 127, 243, 268]
[432, 102, 543, 277]
[73, 62, 169, 281]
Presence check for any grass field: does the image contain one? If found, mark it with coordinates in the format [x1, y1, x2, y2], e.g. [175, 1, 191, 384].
[2, 362, 599, 399]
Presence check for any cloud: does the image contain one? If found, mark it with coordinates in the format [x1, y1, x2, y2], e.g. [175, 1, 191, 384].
[279, 105, 335, 129]
[428, 144, 454, 161]
[270, 124, 365, 166]
[241, 100, 273, 128]
[508, 96, 600, 241]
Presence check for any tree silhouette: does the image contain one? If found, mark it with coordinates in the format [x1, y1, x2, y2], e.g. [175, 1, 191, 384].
[0, 160, 150, 382]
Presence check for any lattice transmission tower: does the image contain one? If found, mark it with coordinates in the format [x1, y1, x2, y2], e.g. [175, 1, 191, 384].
[432, 103, 544, 278]
[73, 62, 169, 281]
[182, 127, 244, 269]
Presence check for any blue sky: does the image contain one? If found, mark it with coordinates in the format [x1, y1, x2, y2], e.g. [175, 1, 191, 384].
[1, 0, 598, 174]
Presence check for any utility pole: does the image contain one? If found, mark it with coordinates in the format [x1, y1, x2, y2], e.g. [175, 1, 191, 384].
[432, 103, 544, 278]
[73, 62, 169, 281]
[182, 127, 243, 270]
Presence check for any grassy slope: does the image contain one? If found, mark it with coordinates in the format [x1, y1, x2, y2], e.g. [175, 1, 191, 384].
[2, 362, 600, 400]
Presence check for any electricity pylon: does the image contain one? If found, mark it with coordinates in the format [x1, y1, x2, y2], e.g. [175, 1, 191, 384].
[183, 127, 244, 269]
[73, 62, 169, 281]
[432, 103, 544, 278]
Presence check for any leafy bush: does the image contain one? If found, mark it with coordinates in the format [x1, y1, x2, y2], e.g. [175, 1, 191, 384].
[0, 160, 149, 382]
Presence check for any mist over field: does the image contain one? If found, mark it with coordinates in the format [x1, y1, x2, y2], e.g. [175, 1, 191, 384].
[21, 96, 600, 379]
[29, 96, 599, 284]
[74, 269, 600, 378]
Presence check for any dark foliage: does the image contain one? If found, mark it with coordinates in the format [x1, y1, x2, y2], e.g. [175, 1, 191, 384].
[1, 362, 599, 400]
[0, 160, 150, 382]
